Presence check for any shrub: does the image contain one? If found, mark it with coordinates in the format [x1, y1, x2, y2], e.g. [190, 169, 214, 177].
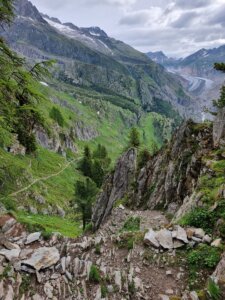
[138, 148, 151, 169]
[188, 245, 221, 269]
[89, 265, 101, 283]
[95, 244, 101, 255]
[180, 208, 215, 233]
[49, 107, 64, 127]
[121, 216, 141, 232]
[101, 284, 107, 297]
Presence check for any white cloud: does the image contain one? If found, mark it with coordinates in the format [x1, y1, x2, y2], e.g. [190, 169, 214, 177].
[30, 0, 225, 57]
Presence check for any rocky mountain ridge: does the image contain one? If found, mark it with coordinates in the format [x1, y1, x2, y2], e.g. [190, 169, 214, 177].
[1, 0, 198, 121]
[147, 47, 225, 120]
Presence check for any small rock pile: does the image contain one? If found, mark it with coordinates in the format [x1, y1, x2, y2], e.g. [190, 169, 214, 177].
[144, 225, 220, 250]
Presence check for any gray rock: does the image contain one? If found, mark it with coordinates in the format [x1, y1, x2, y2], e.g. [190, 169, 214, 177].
[194, 228, 205, 239]
[114, 270, 122, 291]
[57, 206, 65, 218]
[22, 247, 60, 271]
[213, 251, 225, 282]
[44, 282, 53, 299]
[156, 229, 173, 249]
[173, 240, 185, 249]
[2, 218, 17, 233]
[2, 240, 20, 250]
[33, 294, 44, 300]
[0, 249, 21, 261]
[4, 285, 14, 300]
[213, 107, 225, 147]
[189, 291, 199, 300]
[92, 148, 137, 230]
[211, 238, 222, 248]
[34, 195, 46, 205]
[173, 225, 188, 243]
[29, 206, 38, 215]
[0, 281, 4, 299]
[25, 232, 41, 245]
[203, 234, 212, 244]
[144, 229, 160, 248]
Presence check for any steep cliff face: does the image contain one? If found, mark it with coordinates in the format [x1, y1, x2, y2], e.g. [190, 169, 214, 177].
[135, 121, 213, 212]
[93, 120, 216, 230]
[213, 107, 225, 147]
[92, 148, 137, 230]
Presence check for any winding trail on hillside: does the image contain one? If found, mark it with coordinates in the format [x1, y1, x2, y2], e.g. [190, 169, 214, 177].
[6, 158, 79, 198]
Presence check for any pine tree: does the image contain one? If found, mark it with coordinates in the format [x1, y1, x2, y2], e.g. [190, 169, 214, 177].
[91, 160, 104, 188]
[79, 146, 92, 177]
[74, 178, 97, 230]
[129, 127, 140, 148]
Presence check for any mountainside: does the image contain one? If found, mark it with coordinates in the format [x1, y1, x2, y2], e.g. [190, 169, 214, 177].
[0, 0, 198, 120]
[2, 113, 225, 300]
[147, 47, 225, 120]
[146, 51, 181, 67]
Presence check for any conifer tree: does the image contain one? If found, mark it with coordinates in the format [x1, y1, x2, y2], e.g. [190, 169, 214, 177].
[91, 160, 104, 188]
[129, 127, 140, 148]
[74, 178, 97, 230]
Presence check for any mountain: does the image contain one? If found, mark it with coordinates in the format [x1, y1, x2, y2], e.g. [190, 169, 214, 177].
[0, 0, 199, 120]
[178, 46, 225, 78]
[147, 46, 225, 120]
[146, 51, 181, 66]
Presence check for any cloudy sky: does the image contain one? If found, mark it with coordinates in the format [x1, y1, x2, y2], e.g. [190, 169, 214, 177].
[30, 0, 225, 58]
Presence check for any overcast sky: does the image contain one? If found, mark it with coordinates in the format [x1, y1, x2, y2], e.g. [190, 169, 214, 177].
[30, 0, 225, 58]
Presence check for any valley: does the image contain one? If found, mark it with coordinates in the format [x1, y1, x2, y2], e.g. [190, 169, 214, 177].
[1, 0, 225, 299]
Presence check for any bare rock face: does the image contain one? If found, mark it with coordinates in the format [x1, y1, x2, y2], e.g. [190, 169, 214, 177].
[135, 120, 213, 211]
[92, 148, 137, 230]
[213, 107, 225, 147]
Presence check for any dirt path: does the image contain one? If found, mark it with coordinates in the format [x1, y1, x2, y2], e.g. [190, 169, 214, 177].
[6, 158, 78, 198]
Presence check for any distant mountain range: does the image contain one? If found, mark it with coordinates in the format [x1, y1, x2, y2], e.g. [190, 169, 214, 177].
[1, 0, 201, 121]
[147, 47, 225, 119]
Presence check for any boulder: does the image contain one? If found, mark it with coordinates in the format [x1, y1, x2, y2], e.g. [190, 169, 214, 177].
[213, 251, 225, 282]
[25, 232, 41, 245]
[156, 229, 173, 249]
[194, 228, 205, 239]
[211, 238, 222, 248]
[173, 225, 188, 243]
[144, 229, 160, 248]
[22, 247, 60, 271]
[2, 218, 17, 233]
[0, 249, 21, 261]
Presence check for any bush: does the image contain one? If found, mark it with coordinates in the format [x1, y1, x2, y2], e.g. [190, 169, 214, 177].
[101, 284, 107, 297]
[180, 208, 215, 233]
[138, 148, 151, 169]
[121, 216, 141, 232]
[49, 107, 64, 127]
[188, 245, 221, 269]
[89, 265, 101, 283]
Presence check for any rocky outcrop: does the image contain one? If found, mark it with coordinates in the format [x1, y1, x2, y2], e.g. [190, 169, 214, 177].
[92, 148, 137, 230]
[73, 121, 98, 141]
[135, 120, 213, 211]
[213, 107, 225, 147]
[35, 127, 77, 155]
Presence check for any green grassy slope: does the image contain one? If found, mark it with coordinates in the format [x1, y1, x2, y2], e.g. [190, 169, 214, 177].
[0, 79, 175, 237]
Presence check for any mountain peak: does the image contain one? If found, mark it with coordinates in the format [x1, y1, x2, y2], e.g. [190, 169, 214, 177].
[81, 26, 108, 38]
[14, 0, 46, 23]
